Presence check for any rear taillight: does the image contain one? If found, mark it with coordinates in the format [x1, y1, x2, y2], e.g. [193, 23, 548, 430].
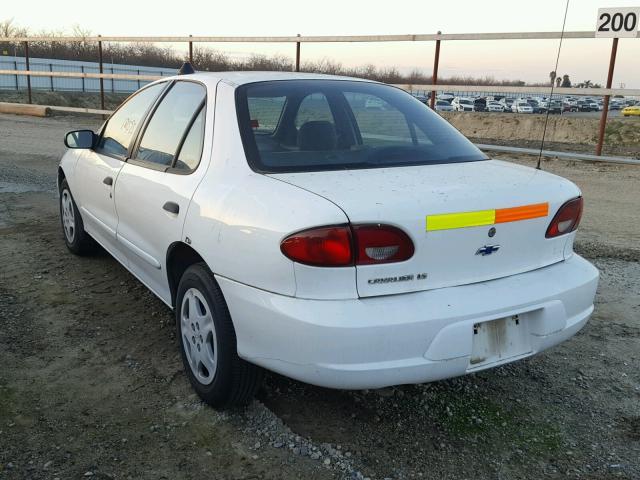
[280, 226, 353, 267]
[546, 197, 583, 238]
[280, 224, 414, 267]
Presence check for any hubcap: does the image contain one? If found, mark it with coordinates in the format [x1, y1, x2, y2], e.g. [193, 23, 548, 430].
[61, 189, 75, 243]
[180, 288, 218, 385]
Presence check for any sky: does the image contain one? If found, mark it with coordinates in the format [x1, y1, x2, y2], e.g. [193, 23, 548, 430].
[5, 0, 640, 87]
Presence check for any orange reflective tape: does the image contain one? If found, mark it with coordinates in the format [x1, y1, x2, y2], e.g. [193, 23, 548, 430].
[495, 202, 549, 224]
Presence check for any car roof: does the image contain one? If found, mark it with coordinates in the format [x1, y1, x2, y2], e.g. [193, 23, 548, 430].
[156, 71, 377, 88]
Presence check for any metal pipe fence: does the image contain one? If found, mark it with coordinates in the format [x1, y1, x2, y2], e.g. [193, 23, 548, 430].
[0, 56, 174, 93]
[0, 30, 638, 154]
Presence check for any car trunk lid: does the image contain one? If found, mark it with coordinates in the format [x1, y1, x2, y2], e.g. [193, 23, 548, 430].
[270, 160, 580, 297]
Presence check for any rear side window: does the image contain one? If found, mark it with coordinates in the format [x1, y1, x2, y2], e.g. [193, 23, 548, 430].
[236, 80, 487, 173]
[97, 83, 166, 158]
[248, 96, 285, 134]
[344, 93, 415, 147]
[135, 81, 206, 169]
[174, 109, 205, 171]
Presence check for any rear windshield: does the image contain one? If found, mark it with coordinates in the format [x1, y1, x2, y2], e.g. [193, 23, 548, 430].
[235, 80, 487, 173]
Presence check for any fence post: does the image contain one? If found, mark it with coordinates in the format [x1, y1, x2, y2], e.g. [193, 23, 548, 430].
[81, 65, 85, 92]
[111, 67, 115, 93]
[14, 59, 18, 91]
[24, 41, 32, 104]
[137, 69, 141, 89]
[429, 31, 441, 109]
[595, 37, 618, 156]
[98, 35, 105, 110]
[189, 35, 193, 64]
[295, 34, 301, 72]
[49, 63, 54, 92]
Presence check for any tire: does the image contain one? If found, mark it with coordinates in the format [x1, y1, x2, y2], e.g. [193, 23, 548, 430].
[59, 179, 95, 255]
[175, 263, 264, 409]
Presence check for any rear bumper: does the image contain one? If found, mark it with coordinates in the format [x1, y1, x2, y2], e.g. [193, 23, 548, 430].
[218, 254, 598, 389]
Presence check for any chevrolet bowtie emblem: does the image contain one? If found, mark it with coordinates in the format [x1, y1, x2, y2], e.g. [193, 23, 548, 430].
[475, 245, 501, 256]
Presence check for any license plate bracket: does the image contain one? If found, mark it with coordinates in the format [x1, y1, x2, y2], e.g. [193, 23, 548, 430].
[469, 314, 532, 368]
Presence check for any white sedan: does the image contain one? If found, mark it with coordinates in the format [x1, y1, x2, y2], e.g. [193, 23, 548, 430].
[434, 100, 454, 112]
[486, 101, 504, 113]
[58, 71, 598, 408]
[512, 101, 534, 114]
[451, 96, 475, 112]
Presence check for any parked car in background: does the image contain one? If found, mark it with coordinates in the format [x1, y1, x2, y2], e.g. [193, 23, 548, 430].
[576, 100, 592, 112]
[58, 71, 598, 408]
[473, 97, 486, 112]
[512, 101, 534, 114]
[412, 93, 429, 104]
[434, 100, 455, 112]
[451, 97, 475, 112]
[622, 103, 640, 116]
[548, 100, 563, 114]
[563, 98, 578, 112]
[499, 98, 514, 112]
[526, 99, 545, 114]
[438, 92, 455, 102]
[609, 100, 623, 110]
[486, 101, 504, 113]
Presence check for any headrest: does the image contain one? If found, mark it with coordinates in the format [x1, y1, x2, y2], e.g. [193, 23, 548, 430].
[297, 121, 337, 151]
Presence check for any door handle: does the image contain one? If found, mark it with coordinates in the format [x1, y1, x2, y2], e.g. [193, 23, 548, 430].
[103, 176, 113, 186]
[163, 201, 180, 215]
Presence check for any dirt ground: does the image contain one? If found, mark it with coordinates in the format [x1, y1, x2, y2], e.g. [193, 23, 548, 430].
[440, 111, 640, 158]
[0, 113, 639, 480]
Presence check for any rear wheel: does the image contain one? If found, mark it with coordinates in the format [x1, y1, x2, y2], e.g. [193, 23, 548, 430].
[59, 179, 95, 255]
[176, 263, 263, 409]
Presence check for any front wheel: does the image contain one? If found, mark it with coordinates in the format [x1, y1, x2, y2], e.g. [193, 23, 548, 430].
[59, 179, 95, 255]
[176, 263, 263, 409]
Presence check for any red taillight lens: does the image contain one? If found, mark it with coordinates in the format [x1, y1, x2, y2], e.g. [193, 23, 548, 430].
[352, 224, 414, 265]
[546, 197, 583, 238]
[280, 226, 353, 267]
[280, 224, 414, 267]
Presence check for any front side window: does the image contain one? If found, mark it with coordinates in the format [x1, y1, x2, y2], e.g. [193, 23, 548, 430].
[236, 80, 487, 173]
[136, 81, 206, 168]
[96, 83, 166, 158]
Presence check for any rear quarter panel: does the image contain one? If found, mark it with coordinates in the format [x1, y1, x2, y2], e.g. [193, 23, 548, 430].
[183, 81, 354, 297]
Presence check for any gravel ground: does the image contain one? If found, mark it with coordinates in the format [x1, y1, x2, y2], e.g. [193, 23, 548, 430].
[0, 113, 639, 479]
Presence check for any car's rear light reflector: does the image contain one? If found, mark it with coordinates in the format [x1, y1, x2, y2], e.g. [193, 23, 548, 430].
[352, 225, 414, 265]
[546, 197, 583, 238]
[365, 245, 399, 261]
[280, 224, 414, 267]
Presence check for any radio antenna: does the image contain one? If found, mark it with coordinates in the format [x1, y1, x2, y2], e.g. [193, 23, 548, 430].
[537, 0, 570, 170]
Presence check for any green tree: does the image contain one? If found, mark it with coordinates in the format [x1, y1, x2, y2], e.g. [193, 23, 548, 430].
[549, 71, 557, 86]
[561, 74, 572, 87]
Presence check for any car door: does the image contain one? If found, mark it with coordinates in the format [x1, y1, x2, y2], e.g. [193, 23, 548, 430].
[75, 82, 167, 261]
[113, 80, 210, 304]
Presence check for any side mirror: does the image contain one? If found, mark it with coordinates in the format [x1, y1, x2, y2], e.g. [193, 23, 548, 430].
[64, 130, 96, 149]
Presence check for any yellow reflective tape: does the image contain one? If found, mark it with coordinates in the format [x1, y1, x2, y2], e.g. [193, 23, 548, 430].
[426, 209, 496, 231]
